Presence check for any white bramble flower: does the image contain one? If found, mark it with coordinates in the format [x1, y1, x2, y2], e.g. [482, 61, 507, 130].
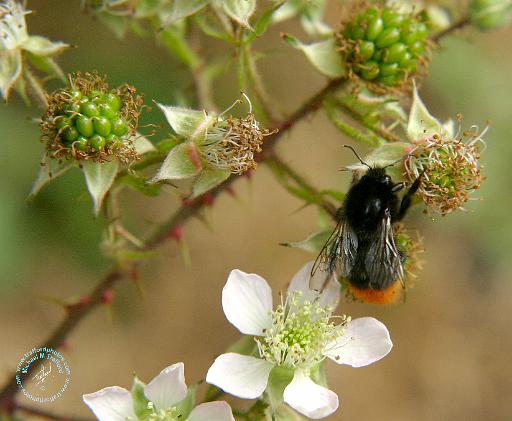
[206, 262, 393, 419]
[83, 362, 234, 421]
[0, 0, 68, 99]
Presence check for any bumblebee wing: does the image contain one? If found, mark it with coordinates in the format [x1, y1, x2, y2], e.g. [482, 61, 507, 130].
[311, 214, 358, 277]
[364, 209, 404, 288]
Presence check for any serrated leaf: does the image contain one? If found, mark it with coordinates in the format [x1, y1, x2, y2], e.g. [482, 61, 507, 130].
[150, 141, 202, 182]
[219, 0, 256, 28]
[407, 84, 442, 141]
[160, 0, 209, 25]
[0, 49, 22, 99]
[282, 34, 344, 78]
[281, 229, 332, 254]
[23, 35, 68, 56]
[157, 103, 215, 140]
[190, 167, 230, 198]
[82, 160, 119, 215]
[28, 154, 73, 200]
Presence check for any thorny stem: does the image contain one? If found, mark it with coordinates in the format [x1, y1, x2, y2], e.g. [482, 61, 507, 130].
[0, 15, 474, 417]
[0, 269, 123, 413]
[0, 78, 347, 415]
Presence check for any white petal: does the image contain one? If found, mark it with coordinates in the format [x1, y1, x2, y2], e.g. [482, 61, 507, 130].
[206, 353, 273, 399]
[324, 317, 393, 367]
[287, 261, 340, 309]
[283, 371, 339, 419]
[144, 363, 187, 412]
[83, 386, 136, 421]
[222, 269, 273, 336]
[188, 401, 234, 421]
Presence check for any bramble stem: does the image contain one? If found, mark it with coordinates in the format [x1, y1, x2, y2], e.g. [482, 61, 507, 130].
[432, 16, 471, 43]
[0, 78, 347, 414]
[265, 152, 338, 218]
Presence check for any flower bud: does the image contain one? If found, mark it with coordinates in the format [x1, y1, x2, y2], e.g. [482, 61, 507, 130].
[470, 0, 512, 30]
[338, 5, 431, 91]
[40, 71, 144, 164]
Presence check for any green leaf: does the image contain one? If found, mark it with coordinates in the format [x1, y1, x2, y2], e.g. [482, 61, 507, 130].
[157, 136, 182, 153]
[157, 103, 215, 140]
[226, 335, 258, 355]
[160, 0, 209, 25]
[174, 384, 196, 419]
[149, 141, 202, 182]
[82, 160, 120, 215]
[281, 229, 332, 254]
[118, 173, 162, 196]
[23, 35, 69, 56]
[194, 12, 234, 42]
[131, 375, 151, 419]
[245, 2, 285, 43]
[28, 155, 73, 201]
[282, 34, 344, 78]
[407, 84, 442, 141]
[159, 27, 200, 68]
[217, 0, 257, 28]
[0, 49, 22, 99]
[266, 366, 294, 411]
[190, 167, 230, 198]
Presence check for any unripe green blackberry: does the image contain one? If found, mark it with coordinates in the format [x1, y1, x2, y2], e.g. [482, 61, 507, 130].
[339, 6, 431, 90]
[40, 71, 143, 164]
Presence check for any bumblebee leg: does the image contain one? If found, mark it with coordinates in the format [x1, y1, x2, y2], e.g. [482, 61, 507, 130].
[397, 172, 424, 220]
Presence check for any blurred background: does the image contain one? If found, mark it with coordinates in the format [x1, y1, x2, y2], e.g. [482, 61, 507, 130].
[1, 1, 511, 420]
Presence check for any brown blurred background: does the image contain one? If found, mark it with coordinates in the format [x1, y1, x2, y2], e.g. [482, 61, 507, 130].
[1, 1, 512, 420]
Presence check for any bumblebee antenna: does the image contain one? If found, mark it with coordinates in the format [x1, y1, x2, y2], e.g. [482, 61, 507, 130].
[343, 145, 371, 169]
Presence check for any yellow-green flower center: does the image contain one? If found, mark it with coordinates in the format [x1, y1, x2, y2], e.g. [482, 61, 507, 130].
[256, 291, 347, 368]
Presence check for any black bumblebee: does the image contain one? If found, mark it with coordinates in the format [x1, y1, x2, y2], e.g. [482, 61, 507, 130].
[313, 146, 423, 300]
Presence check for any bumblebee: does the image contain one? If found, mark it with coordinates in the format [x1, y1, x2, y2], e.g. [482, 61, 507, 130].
[314, 146, 423, 304]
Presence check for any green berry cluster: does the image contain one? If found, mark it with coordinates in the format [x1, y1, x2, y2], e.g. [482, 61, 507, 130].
[340, 7, 430, 88]
[41, 72, 143, 163]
